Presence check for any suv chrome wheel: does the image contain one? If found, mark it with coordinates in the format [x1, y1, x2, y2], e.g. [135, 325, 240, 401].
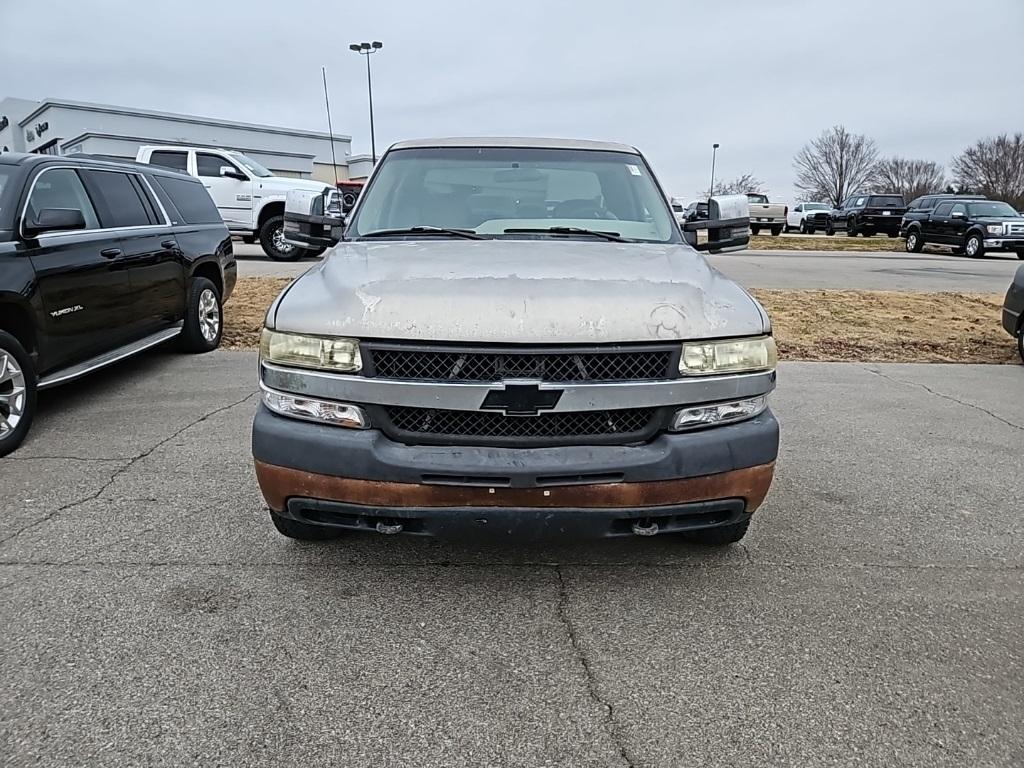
[0, 348, 27, 441]
[198, 288, 221, 343]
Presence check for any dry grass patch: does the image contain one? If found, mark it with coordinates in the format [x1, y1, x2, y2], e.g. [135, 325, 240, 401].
[749, 234, 903, 252]
[753, 289, 1015, 363]
[224, 278, 1017, 364]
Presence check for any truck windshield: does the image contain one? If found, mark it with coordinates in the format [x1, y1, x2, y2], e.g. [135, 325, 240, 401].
[967, 202, 1019, 218]
[347, 147, 680, 242]
[804, 203, 828, 210]
[227, 152, 273, 178]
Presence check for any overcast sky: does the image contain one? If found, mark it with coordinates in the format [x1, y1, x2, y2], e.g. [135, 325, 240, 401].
[2, 0, 1022, 200]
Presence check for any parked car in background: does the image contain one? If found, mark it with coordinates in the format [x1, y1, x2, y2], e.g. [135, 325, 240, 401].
[826, 194, 906, 237]
[803, 207, 832, 234]
[255, 137, 778, 546]
[681, 200, 709, 222]
[746, 193, 787, 236]
[670, 197, 687, 225]
[136, 145, 336, 261]
[0, 152, 235, 456]
[786, 202, 829, 233]
[904, 199, 1024, 258]
[1002, 265, 1024, 361]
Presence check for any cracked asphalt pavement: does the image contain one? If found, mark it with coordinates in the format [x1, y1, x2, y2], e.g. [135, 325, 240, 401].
[1, 351, 1021, 767]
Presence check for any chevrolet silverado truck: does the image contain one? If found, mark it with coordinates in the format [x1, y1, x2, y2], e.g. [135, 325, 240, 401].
[746, 193, 787, 236]
[254, 138, 778, 545]
[136, 145, 335, 261]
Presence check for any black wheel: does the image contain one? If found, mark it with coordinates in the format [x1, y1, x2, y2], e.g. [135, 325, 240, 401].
[798, 220, 808, 234]
[861, 229, 874, 238]
[886, 231, 897, 238]
[770, 225, 783, 237]
[270, 510, 345, 541]
[1016, 250, 1024, 260]
[964, 233, 985, 258]
[179, 277, 223, 353]
[241, 235, 256, 245]
[259, 215, 302, 262]
[750, 225, 761, 235]
[905, 230, 925, 253]
[682, 520, 750, 546]
[825, 221, 835, 236]
[806, 226, 816, 235]
[846, 218, 858, 236]
[1018, 325, 1024, 363]
[0, 330, 36, 458]
[303, 246, 328, 259]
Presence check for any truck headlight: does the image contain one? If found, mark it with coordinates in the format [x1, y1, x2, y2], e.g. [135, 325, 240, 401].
[261, 384, 368, 428]
[986, 224, 1003, 235]
[671, 395, 768, 431]
[259, 329, 362, 372]
[680, 336, 777, 376]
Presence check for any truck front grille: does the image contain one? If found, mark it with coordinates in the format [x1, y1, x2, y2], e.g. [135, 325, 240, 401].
[380, 406, 659, 445]
[366, 346, 674, 382]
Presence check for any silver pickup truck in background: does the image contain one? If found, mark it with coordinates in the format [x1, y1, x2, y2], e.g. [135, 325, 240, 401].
[261, 137, 778, 546]
[746, 193, 788, 236]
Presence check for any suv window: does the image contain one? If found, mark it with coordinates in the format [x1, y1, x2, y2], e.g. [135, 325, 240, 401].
[933, 202, 954, 216]
[148, 151, 188, 172]
[153, 175, 222, 225]
[197, 153, 237, 178]
[25, 168, 100, 230]
[911, 197, 932, 210]
[83, 170, 157, 228]
[854, 197, 867, 207]
[868, 195, 905, 207]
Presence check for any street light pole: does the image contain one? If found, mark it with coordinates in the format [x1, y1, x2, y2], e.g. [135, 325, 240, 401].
[349, 41, 383, 164]
[709, 143, 720, 200]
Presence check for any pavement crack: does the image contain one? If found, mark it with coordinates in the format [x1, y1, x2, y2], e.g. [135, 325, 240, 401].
[555, 566, 636, 768]
[4, 455, 134, 462]
[863, 366, 1024, 433]
[0, 392, 258, 547]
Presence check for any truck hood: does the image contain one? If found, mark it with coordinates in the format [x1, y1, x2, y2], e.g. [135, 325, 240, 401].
[255, 176, 330, 196]
[272, 240, 766, 344]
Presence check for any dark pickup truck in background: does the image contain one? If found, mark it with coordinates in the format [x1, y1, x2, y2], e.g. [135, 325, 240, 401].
[826, 193, 906, 237]
[902, 198, 1024, 258]
[0, 152, 236, 456]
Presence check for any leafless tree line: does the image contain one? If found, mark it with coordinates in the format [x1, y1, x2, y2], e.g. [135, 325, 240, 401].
[791, 126, 1024, 208]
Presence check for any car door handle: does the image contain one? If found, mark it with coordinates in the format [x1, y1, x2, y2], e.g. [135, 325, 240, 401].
[161, 240, 177, 249]
[100, 247, 123, 259]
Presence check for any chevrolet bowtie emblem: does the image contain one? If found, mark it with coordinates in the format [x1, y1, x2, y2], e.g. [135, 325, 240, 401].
[480, 383, 563, 416]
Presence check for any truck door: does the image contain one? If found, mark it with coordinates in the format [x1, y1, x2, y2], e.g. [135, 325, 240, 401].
[21, 167, 136, 371]
[196, 152, 253, 231]
[948, 202, 969, 243]
[928, 202, 954, 244]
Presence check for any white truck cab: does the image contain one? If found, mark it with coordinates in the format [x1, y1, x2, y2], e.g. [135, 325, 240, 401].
[136, 145, 334, 261]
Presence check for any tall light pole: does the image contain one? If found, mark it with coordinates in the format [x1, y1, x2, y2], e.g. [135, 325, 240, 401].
[349, 41, 383, 164]
[709, 143, 720, 200]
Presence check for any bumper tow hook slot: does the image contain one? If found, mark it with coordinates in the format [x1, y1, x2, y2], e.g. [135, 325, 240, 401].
[632, 519, 660, 537]
[375, 521, 404, 535]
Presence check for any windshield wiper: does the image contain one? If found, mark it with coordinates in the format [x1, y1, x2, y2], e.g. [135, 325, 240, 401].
[359, 226, 483, 240]
[502, 226, 626, 242]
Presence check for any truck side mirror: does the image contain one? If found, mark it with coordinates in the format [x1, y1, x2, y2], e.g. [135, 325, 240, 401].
[284, 188, 345, 250]
[24, 207, 87, 237]
[220, 166, 248, 181]
[681, 194, 750, 254]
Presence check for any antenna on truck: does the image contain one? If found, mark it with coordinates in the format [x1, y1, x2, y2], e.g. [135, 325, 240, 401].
[322, 66, 340, 187]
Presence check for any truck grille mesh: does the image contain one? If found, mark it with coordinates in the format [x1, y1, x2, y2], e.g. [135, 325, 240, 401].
[384, 406, 657, 441]
[369, 348, 672, 382]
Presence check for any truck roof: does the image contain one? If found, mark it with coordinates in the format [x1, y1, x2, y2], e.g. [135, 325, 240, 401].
[389, 137, 639, 153]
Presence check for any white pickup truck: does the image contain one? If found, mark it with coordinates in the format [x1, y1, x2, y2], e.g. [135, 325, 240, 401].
[136, 145, 335, 260]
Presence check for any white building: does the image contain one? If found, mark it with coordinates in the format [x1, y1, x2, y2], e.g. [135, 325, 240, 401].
[0, 96, 362, 182]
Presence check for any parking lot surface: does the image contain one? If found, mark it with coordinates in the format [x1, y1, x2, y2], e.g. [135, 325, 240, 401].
[234, 244, 1020, 292]
[1, 351, 1021, 766]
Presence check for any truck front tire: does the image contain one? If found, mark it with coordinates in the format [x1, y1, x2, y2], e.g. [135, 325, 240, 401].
[259, 215, 303, 262]
[0, 330, 36, 458]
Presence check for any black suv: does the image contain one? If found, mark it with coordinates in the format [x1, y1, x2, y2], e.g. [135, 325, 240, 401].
[0, 153, 236, 456]
[826, 193, 907, 237]
[902, 198, 1024, 258]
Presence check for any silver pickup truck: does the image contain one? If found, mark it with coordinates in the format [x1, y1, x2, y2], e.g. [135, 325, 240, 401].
[255, 137, 778, 545]
[746, 193, 788, 236]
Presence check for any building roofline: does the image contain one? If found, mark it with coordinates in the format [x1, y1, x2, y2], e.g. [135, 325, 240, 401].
[20, 98, 352, 142]
[388, 137, 639, 153]
[60, 132, 319, 161]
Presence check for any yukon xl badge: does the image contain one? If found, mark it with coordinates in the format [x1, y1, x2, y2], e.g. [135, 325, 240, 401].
[480, 383, 563, 416]
[50, 305, 84, 318]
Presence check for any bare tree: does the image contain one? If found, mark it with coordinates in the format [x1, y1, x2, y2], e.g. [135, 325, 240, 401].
[872, 157, 946, 201]
[792, 125, 879, 207]
[952, 133, 1024, 209]
[702, 173, 766, 198]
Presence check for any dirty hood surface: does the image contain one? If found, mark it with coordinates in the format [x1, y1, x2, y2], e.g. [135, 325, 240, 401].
[272, 239, 765, 344]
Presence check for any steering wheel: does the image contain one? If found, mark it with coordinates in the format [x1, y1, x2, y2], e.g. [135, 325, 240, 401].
[552, 200, 619, 220]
